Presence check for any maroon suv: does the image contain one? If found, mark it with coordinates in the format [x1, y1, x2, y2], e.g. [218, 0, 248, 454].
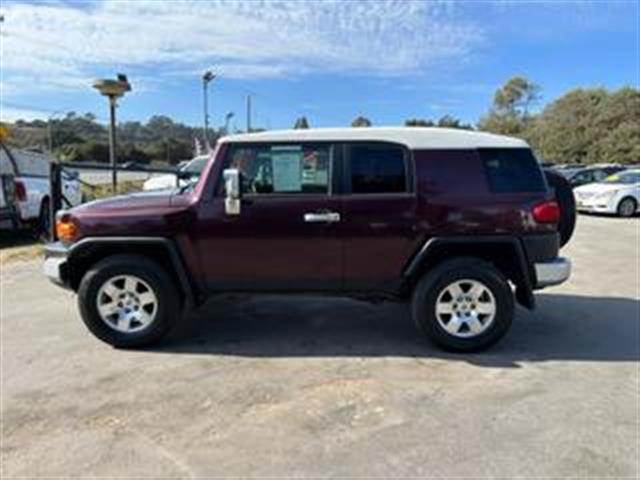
[44, 127, 571, 351]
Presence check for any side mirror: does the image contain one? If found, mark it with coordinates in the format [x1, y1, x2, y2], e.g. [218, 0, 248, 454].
[223, 168, 241, 215]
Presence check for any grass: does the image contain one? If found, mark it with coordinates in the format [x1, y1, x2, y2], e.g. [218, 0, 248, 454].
[0, 230, 44, 265]
[0, 242, 44, 265]
[81, 179, 146, 201]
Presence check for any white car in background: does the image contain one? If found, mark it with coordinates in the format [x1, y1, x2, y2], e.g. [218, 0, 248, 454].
[574, 169, 640, 217]
[142, 155, 208, 191]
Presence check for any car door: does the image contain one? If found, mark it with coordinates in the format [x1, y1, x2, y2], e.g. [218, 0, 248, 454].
[340, 142, 419, 293]
[195, 142, 343, 292]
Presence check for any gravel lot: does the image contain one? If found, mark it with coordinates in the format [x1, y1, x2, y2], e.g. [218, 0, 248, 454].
[1, 214, 638, 478]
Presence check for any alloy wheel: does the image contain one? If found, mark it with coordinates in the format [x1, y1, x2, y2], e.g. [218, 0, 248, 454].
[434, 279, 497, 338]
[96, 275, 158, 333]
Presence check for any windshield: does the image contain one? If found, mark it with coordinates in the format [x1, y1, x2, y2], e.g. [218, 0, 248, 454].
[602, 171, 640, 185]
[182, 157, 208, 174]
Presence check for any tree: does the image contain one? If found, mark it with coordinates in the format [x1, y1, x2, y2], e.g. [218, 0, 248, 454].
[527, 87, 640, 164]
[478, 76, 541, 136]
[405, 118, 434, 127]
[493, 76, 541, 116]
[351, 116, 372, 127]
[436, 115, 473, 130]
[293, 117, 310, 129]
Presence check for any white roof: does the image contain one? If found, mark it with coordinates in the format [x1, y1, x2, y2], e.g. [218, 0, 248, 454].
[220, 127, 529, 150]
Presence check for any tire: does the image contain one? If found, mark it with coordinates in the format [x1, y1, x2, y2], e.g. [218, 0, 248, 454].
[617, 197, 637, 218]
[37, 198, 51, 239]
[412, 258, 514, 352]
[77, 254, 181, 348]
[544, 169, 576, 248]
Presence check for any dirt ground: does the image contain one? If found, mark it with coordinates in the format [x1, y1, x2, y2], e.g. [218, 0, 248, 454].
[1, 214, 638, 477]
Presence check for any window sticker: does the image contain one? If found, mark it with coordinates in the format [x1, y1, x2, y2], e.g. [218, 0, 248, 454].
[271, 148, 302, 192]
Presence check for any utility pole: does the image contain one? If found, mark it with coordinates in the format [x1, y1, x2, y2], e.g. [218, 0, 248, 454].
[246, 94, 252, 132]
[202, 71, 215, 149]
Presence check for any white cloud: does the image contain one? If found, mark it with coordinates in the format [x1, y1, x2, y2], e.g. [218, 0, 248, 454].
[0, 0, 482, 93]
[0, 104, 53, 122]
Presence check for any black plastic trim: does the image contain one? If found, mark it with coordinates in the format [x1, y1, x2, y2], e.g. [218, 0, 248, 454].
[403, 235, 536, 309]
[521, 233, 560, 263]
[63, 237, 196, 307]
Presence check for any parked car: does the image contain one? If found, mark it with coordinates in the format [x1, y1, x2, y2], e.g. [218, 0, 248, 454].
[553, 164, 585, 180]
[44, 127, 573, 352]
[142, 155, 209, 191]
[567, 165, 626, 188]
[574, 169, 640, 217]
[0, 142, 81, 233]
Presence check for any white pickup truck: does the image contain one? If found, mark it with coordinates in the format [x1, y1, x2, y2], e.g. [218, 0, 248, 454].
[0, 142, 82, 234]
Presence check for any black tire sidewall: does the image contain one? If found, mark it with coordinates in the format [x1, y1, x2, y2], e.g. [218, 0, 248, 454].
[38, 199, 50, 238]
[77, 256, 179, 348]
[544, 169, 576, 247]
[412, 259, 514, 352]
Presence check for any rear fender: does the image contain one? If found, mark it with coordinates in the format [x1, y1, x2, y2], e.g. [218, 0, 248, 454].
[403, 236, 535, 309]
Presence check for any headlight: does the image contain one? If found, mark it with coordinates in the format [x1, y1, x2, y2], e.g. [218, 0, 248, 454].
[594, 190, 619, 202]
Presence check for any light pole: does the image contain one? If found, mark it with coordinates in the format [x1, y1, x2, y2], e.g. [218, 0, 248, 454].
[202, 70, 215, 149]
[92, 74, 131, 193]
[224, 112, 234, 135]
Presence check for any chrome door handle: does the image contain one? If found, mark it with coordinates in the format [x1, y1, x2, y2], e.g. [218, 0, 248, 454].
[304, 212, 341, 223]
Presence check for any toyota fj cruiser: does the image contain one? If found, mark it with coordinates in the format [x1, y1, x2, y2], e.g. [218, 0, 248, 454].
[44, 127, 572, 351]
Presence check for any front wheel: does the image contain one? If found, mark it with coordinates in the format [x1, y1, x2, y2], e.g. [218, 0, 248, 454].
[617, 197, 637, 218]
[412, 258, 514, 352]
[77, 254, 181, 348]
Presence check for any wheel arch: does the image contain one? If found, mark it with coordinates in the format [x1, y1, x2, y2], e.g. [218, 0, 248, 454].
[66, 237, 198, 308]
[403, 236, 535, 309]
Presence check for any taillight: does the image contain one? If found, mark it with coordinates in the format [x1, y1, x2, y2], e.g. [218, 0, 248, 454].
[14, 180, 26, 201]
[56, 214, 78, 243]
[533, 201, 560, 224]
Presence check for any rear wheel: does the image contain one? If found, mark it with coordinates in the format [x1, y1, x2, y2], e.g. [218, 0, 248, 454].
[617, 197, 637, 218]
[37, 198, 50, 239]
[77, 254, 180, 348]
[412, 258, 514, 352]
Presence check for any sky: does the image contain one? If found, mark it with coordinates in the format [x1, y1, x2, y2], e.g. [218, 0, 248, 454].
[0, 0, 638, 131]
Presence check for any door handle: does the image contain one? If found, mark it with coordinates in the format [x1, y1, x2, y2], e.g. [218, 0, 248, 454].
[304, 212, 341, 223]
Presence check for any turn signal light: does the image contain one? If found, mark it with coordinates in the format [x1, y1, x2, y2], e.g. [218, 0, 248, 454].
[56, 217, 78, 242]
[532, 201, 560, 224]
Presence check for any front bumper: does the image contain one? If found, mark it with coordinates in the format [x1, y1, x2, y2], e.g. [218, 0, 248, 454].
[576, 197, 616, 214]
[534, 257, 571, 288]
[43, 242, 72, 289]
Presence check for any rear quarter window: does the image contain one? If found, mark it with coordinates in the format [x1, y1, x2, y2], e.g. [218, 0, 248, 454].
[479, 148, 546, 193]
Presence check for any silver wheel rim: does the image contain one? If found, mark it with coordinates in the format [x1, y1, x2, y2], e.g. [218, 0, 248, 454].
[96, 275, 158, 333]
[435, 279, 497, 338]
[620, 200, 635, 217]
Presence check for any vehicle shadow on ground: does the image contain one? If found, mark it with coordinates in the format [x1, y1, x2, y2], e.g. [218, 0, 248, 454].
[153, 293, 639, 367]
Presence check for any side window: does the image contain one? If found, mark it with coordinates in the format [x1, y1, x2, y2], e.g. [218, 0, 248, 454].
[593, 170, 607, 181]
[225, 144, 331, 194]
[479, 148, 546, 193]
[348, 144, 407, 194]
[574, 171, 593, 184]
